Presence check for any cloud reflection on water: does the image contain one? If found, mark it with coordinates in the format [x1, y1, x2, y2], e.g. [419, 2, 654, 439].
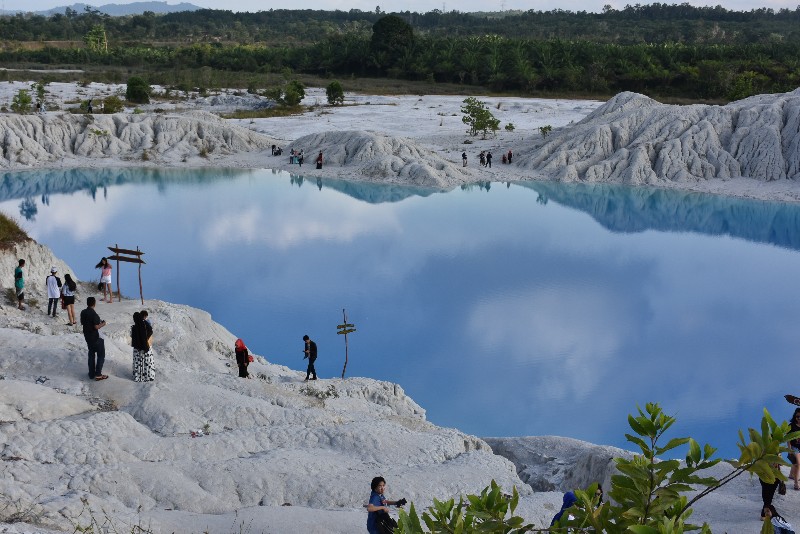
[4, 168, 800, 457]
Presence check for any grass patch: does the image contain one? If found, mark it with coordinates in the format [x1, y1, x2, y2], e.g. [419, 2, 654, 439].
[0, 211, 30, 250]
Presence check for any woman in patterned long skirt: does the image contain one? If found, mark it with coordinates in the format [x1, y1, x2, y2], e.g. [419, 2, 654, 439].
[131, 312, 155, 382]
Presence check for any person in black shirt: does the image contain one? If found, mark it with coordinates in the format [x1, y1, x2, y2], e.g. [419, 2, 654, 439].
[303, 334, 317, 381]
[80, 296, 108, 380]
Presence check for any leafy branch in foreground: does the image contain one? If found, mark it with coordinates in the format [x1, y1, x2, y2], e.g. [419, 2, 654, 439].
[396, 480, 533, 533]
[559, 403, 798, 534]
[395, 403, 797, 534]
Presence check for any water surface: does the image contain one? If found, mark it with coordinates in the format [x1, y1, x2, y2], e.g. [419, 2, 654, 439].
[4, 167, 800, 458]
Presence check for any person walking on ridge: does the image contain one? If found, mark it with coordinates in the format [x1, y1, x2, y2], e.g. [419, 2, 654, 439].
[303, 334, 317, 381]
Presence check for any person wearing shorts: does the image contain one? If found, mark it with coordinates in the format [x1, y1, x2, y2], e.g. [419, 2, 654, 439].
[96, 257, 114, 303]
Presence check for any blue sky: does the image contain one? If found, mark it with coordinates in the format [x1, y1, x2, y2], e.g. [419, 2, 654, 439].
[6, 0, 800, 15]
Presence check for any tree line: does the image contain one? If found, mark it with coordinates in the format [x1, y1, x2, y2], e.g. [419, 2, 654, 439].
[2, 4, 800, 45]
[1, 7, 799, 101]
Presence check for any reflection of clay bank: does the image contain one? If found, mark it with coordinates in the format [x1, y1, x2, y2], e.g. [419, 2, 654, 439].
[516, 89, 800, 184]
[522, 181, 800, 250]
[316, 176, 441, 204]
[0, 167, 256, 202]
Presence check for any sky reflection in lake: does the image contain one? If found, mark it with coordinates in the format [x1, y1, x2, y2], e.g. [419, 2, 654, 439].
[3, 167, 800, 457]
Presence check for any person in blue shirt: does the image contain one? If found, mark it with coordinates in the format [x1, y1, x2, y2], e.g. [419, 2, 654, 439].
[367, 476, 406, 534]
[550, 491, 577, 526]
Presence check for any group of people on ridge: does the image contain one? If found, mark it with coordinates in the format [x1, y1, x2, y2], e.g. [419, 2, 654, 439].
[461, 149, 512, 167]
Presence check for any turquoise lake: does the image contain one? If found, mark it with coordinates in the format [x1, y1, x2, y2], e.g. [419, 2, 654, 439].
[3, 167, 800, 458]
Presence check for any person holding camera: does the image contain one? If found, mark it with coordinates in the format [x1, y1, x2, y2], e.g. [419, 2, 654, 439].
[303, 334, 317, 381]
[80, 296, 108, 381]
[367, 476, 406, 534]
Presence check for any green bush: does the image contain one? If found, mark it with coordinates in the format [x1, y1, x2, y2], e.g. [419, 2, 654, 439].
[103, 95, 124, 113]
[326, 80, 345, 105]
[126, 76, 151, 104]
[11, 89, 32, 114]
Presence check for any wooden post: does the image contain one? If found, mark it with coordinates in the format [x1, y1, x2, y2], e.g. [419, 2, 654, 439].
[137, 246, 143, 305]
[115, 242, 121, 301]
[336, 309, 356, 379]
[106, 246, 146, 304]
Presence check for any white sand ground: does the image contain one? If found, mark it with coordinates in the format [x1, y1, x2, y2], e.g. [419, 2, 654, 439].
[2, 82, 800, 532]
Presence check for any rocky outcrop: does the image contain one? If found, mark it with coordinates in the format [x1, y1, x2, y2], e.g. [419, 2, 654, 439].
[516, 89, 800, 186]
[288, 130, 471, 188]
[0, 111, 275, 168]
[483, 436, 632, 493]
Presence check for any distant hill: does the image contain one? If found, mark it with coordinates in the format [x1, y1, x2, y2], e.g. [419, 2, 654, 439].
[2, 1, 201, 16]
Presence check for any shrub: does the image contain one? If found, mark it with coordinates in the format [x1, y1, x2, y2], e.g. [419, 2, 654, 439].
[103, 96, 124, 114]
[326, 80, 345, 105]
[11, 89, 32, 114]
[539, 125, 552, 138]
[126, 76, 151, 104]
[505, 122, 515, 132]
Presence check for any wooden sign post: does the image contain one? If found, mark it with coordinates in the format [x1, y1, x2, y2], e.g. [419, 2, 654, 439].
[106, 244, 146, 304]
[336, 309, 356, 379]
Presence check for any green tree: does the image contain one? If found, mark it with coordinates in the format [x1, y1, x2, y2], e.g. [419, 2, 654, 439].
[282, 79, 305, 106]
[326, 80, 345, 105]
[83, 24, 108, 53]
[370, 15, 414, 74]
[461, 97, 500, 139]
[11, 89, 32, 114]
[126, 76, 151, 104]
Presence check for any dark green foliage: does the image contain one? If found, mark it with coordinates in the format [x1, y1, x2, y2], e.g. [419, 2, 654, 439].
[1, 7, 800, 100]
[370, 15, 414, 75]
[283, 79, 305, 106]
[326, 80, 344, 105]
[126, 76, 150, 104]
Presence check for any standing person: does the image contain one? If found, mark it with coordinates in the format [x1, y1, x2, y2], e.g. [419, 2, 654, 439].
[45, 267, 62, 318]
[479, 151, 486, 167]
[14, 259, 25, 310]
[315, 151, 323, 169]
[96, 257, 114, 303]
[299, 149, 304, 167]
[80, 297, 108, 381]
[760, 465, 783, 518]
[131, 312, 155, 382]
[235, 338, 250, 378]
[303, 334, 317, 381]
[486, 151, 493, 168]
[462, 151, 467, 167]
[366, 476, 406, 534]
[507, 149, 513, 164]
[788, 408, 800, 489]
[61, 273, 77, 326]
